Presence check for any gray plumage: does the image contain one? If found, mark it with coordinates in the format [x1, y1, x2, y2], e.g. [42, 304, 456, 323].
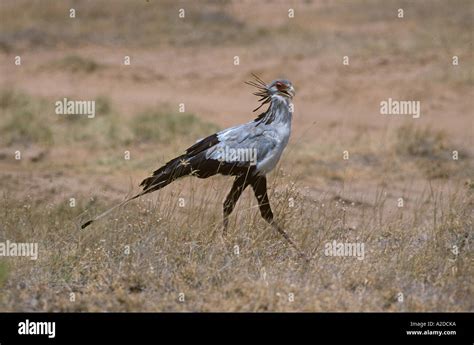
[207, 94, 292, 174]
[81, 75, 305, 259]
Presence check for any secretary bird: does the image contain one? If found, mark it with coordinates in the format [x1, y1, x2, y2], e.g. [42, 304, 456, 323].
[81, 75, 305, 257]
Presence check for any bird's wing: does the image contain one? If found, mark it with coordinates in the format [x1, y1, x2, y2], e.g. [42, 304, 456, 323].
[185, 132, 220, 156]
[205, 122, 278, 165]
[140, 120, 281, 192]
[139, 124, 251, 191]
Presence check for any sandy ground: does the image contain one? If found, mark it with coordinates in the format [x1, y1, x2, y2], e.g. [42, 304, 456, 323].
[0, 0, 472, 311]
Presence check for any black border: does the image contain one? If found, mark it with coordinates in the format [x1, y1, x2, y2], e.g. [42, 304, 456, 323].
[0, 312, 472, 345]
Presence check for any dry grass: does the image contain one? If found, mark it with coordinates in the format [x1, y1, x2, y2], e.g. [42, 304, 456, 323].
[0, 0, 472, 312]
[47, 55, 103, 74]
[0, 173, 472, 311]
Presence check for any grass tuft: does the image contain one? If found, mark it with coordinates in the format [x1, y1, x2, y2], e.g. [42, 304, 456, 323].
[131, 110, 220, 144]
[0, 90, 53, 146]
[396, 125, 447, 159]
[50, 55, 102, 74]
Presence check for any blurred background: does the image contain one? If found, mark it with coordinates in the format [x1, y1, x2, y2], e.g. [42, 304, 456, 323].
[0, 0, 472, 311]
[0, 0, 472, 200]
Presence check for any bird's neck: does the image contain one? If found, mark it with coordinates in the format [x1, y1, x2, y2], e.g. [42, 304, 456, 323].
[263, 95, 292, 125]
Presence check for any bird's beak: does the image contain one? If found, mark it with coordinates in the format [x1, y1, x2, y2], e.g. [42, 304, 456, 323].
[288, 86, 296, 97]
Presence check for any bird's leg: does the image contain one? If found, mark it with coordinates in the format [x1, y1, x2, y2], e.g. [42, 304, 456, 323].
[222, 175, 250, 237]
[250, 176, 307, 260]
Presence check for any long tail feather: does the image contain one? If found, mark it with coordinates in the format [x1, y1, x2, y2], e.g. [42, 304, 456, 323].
[80, 190, 147, 229]
[81, 159, 186, 229]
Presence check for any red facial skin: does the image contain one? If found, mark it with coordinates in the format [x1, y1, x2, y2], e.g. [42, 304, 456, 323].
[275, 82, 285, 91]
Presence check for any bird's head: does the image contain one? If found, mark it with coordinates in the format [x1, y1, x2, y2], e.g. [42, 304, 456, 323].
[267, 79, 296, 99]
[246, 74, 296, 112]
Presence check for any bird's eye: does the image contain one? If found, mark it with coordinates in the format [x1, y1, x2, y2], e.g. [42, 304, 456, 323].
[276, 82, 284, 89]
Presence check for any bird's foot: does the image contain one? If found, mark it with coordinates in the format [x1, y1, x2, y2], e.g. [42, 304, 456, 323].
[216, 222, 230, 246]
[270, 221, 309, 261]
[218, 232, 228, 245]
